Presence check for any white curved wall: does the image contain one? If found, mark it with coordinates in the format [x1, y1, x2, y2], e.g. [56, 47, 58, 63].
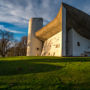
[68, 28, 90, 56]
[41, 32, 62, 56]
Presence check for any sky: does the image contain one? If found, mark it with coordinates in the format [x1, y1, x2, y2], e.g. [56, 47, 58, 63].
[0, 0, 90, 41]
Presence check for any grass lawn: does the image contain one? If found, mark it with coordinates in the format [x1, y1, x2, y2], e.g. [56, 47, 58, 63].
[0, 56, 90, 90]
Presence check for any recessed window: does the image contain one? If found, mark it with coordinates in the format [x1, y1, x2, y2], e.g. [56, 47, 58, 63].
[48, 53, 50, 55]
[53, 52, 55, 56]
[37, 48, 39, 50]
[77, 42, 80, 46]
[56, 44, 60, 48]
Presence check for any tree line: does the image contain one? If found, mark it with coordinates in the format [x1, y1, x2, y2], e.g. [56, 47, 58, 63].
[0, 29, 27, 57]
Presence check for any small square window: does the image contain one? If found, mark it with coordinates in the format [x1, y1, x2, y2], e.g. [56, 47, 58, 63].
[77, 42, 80, 46]
[37, 48, 39, 50]
[56, 44, 60, 48]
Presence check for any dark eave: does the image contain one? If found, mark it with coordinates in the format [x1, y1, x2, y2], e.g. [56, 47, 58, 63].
[63, 3, 90, 39]
[36, 3, 90, 41]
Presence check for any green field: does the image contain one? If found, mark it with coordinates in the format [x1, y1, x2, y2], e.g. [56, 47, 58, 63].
[0, 56, 90, 90]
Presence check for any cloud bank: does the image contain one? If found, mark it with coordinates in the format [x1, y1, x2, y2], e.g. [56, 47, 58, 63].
[0, 0, 61, 27]
[0, 0, 90, 27]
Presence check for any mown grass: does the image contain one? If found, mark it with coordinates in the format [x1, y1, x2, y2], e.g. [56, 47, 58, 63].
[0, 56, 90, 90]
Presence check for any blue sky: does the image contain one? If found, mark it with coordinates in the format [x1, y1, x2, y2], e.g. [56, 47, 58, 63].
[0, 0, 90, 41]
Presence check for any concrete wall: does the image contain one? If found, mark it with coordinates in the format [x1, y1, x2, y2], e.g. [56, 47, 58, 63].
[41, 6, 66, 57]
[67, 30, 73, 56]
[68, 28, 90, 56]
[27, 18, 43, 56]
[41, 32, 62, 56]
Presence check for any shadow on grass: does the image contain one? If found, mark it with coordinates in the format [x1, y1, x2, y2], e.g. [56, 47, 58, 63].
[0, 57, 90, 76]
[0, 60, 63, 76]
[23, 57, 90, 63]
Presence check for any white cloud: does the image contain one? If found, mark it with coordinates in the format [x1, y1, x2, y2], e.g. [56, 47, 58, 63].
[0, 0, 90, 28]
[0, 0, 61, 27]
[0, 25, 25, 34]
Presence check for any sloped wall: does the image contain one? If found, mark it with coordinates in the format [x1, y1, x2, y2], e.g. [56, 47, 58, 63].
[41, 32, 62, 56]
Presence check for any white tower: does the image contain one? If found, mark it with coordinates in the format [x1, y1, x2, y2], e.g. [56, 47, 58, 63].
[27, 18, 43, 56]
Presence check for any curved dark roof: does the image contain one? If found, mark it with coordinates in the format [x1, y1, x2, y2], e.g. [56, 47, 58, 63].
[63, 3, 90, 39]
[36, 3, 90, 41]
[35, 4, 63, 41]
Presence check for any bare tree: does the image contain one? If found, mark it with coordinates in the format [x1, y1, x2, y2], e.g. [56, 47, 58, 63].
[7, 36, 27, 57]
[15, 36, 27, 56]
[17, 36, 27, 56]
[0, 29, 14, 57]
[7, 40, 18, 56]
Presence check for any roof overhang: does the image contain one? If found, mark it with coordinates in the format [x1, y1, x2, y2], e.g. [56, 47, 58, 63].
[35, 3, 90, 41]
[35, 4, 63, 41]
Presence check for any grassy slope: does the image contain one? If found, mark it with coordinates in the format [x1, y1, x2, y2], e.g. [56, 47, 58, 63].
[0, 56, 90, 90]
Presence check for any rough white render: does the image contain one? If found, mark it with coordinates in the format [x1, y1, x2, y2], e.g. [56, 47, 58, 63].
[41, 32, 62, 56]
[27, 18, 90, 57]
[27, 4, 90, 57]
[27, 18, 43, 56]
[41, 6, 66, 57]
[68, 28, 90, 56]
